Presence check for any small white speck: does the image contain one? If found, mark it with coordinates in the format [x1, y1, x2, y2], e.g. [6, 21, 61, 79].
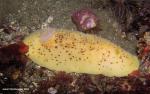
[41, 16, 54, 29]
[0, 29, 3, 32]
[112, 22, 118, 28]
[35, 65, 41, 69]
[47, 16, 54, 24]
[0, 73, 3, 76]
[41, 23, 48, 29]
[32, 82, 38, 87]
[108, 19, 111, 23]
[4, 77, 8, 80]
[48, 87, 57, 94]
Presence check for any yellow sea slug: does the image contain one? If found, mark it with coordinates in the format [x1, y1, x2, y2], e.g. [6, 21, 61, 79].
[23, 28, 139, 77]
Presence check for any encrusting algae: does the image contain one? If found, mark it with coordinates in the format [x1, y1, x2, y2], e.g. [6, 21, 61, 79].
[23, 28, 139, 77]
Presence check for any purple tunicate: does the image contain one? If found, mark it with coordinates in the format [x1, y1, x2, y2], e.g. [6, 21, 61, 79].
[71, 8, 100, 32]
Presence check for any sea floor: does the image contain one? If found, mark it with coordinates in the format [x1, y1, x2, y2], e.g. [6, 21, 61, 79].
[1, 0, 148, 94]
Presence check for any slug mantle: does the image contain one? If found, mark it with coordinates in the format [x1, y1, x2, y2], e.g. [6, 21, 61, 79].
[23, 28, 139, 77]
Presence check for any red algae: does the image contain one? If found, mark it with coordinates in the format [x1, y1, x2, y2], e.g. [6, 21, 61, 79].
[53, 72, 73, 85]
[0, 42, 29, 94]
[33, 72, 74, 94]
[128, 70, 141, 77]
[18, 42, 29, 54]
[0, 42, 29, 69]
[33, 73, 150, 94]
[76, 74, 101, 94]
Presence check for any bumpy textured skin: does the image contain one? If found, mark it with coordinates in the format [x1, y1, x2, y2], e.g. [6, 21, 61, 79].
[23, 28, 139, 77]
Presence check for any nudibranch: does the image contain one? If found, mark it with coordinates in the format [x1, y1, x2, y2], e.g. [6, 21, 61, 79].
[23, 28, 139, 77]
